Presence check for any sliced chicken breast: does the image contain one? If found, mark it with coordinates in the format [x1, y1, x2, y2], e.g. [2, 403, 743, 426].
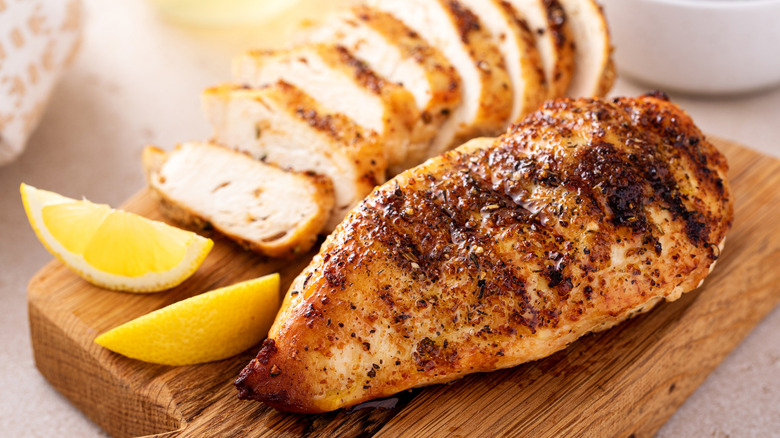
[232, 44, 418, 172]
[234, 94, 733, 412]
[369, 0, 513, 156]
[142, 142, 334, 259]
[304, 5, 462, 171]
[506, 0, 575, 99]
[459, 0, 547, 120]
[202, 81, 385, 231]
[558, 0, 615, 97]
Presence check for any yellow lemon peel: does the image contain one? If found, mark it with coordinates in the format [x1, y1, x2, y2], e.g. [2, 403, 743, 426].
[21, 183, 213, 292]
[95, 274, 281, 365]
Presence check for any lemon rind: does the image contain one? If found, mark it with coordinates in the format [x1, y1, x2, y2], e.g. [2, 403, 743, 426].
[95, 273, 280, 365]
[21, 183, 213, 293]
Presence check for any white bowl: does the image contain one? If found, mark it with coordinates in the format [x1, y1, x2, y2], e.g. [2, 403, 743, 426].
[600, 0, 780, 95]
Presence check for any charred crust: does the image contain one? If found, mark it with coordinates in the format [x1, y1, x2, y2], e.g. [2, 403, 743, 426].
[334, 45, 385, 94]
[500, 1, 533, 37]
[295, 107, 343, 141]
[323, 262, 347, 289]
[643, 90, 670, 101]
[234, 365, 256, 400]
[446, 0, 481, 44]
[235, 339, 278, 400]
[256, 339, 277, 365]
[543, 0, 568, 49]
[235, 95, 732, 413]
[572, 142, 651, 232]
[413, 337, 458, 371]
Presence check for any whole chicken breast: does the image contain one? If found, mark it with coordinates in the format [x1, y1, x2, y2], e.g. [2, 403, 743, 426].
[235, 94, 733, 413]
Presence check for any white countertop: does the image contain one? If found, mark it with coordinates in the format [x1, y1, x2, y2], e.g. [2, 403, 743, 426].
[1, 0, 778, 436]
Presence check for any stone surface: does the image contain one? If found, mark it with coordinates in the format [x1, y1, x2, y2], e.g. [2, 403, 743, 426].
[1, 0, 778, 436]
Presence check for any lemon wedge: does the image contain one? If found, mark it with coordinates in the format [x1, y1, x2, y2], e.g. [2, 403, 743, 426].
[95, 274, 281, 366]
[21, 183, 213, 293]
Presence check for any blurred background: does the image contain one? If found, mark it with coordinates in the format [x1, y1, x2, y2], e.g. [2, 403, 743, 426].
[1, 0, 778, 436]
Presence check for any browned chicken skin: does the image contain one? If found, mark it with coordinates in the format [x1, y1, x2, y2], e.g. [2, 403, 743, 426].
[235, 94, 733, 413]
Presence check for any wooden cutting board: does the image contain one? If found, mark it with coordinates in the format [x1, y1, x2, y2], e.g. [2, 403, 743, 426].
[28, 137, 780, 438]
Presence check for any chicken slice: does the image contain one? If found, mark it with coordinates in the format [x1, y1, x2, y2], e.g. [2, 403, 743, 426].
[303, 5, 462, 172]
[142, 142, 334, 258]
[234, 94, 733, 412]
[558, 0, 615, 97]
[233, 44, 418, 172]
[202, 81, 385, 231]
[506, 0, 575, 99]
[458, 0, 547, 120]
[368, 0, 513, 156]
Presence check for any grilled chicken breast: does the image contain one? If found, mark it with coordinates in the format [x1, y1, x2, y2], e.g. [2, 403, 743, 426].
[235, 94, 733, 413]
[233, 44, 418, 171]
[304, 5, 462, 172]
[458, 0, 547, 120]
[202, 81, 385, 231]
[559, 0, 615, 97]
[369, 0, 514, 156]
[507, 0, 575, 99]
[143, 142, 334, 258]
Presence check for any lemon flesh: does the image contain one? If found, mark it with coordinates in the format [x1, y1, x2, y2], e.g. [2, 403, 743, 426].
[95, 274, 281, 366]
[21, 183, 213, 292]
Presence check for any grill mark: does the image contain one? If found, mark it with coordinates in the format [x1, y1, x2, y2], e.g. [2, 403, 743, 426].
[517, 95, 723, 249]
[333, 45, 385, 94]
[236, 94, 733, 413]
[446, 0, 481, 44]
[543, 0, 568, 49]
[330, 95, 725, 350]
[571, 141, 650, 233]
[294, 106, 347, 141]
[615, 97, 723, 246]
[365, 144, 589, 330]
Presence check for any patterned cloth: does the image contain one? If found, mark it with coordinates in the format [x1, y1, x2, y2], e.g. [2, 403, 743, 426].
[0, 0, 82, 165]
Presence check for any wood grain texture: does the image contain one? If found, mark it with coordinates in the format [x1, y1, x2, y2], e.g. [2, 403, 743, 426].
[28, 137, 780, 437]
